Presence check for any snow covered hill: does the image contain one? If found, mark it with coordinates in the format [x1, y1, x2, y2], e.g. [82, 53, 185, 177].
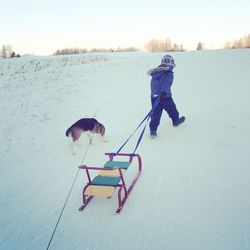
[1, 49, 250, 250]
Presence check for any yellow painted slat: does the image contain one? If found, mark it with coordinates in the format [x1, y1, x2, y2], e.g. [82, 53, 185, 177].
[98, 169, 126, 177]
[84, 185, 116, 197]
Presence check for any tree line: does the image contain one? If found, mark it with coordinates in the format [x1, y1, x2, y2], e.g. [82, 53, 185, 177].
[224, 33, 250, 49]
[53, 38, 185, 55]
[1, 33, 249, 58]
[144, 38, 184, 52]
[53, 46, 138, 55]
[0, 44, 20, 58]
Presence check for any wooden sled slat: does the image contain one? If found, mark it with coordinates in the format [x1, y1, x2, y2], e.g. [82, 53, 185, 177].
[104, 161, 130, 169]
[98, 169, 126, 177]
[84, 185, 116, 197]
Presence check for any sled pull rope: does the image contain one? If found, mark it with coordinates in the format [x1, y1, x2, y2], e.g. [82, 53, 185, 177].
[116, 98, 159, 154]
[132, 112, 151, 154]
[46, 134, 94, 250]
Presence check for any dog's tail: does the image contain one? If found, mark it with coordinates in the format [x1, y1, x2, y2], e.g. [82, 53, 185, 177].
[65, 127, 71, 137]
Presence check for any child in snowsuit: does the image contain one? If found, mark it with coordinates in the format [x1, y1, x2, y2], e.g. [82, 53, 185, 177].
[148, 55, 185, 137]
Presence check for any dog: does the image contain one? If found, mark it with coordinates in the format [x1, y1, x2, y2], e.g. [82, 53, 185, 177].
[66, 118, 105, 143]
[66, 118, 105, 154]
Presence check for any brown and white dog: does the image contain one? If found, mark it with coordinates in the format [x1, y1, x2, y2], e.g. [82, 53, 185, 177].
[66, 118, 105, 154]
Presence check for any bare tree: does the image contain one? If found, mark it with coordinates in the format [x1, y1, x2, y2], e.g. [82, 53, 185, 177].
[145, 38, 184, 52]
[1, 44, 13, 58]
[196, 42, 204, 50]
[1, 45, 6, 58]
[246, 34, 250, 48]
[224, 33, 250, 49]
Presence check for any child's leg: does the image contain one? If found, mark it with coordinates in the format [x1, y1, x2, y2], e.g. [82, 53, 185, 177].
[161, 96, 179, 122]
[149, 98, 163, 132]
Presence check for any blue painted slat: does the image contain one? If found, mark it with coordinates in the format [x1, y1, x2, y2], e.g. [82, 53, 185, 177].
[104, 161, 130, 169]
[92, 176, 121, 186]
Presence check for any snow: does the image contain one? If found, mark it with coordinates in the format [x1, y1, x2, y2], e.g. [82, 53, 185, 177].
[1, 49, 250, 250]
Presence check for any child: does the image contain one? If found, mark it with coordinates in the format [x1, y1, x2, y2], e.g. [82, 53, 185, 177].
[148, 55, 185, 137]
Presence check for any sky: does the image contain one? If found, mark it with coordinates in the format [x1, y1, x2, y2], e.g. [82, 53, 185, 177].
[1, 0, 250, 55]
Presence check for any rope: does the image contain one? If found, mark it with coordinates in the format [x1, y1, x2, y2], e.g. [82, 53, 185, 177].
[116, 98, 160, 154]
[46, 135, 94, 250]
[132, 113, 151, 154]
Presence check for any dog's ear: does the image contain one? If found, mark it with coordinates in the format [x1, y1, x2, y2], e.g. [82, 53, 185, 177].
[100, 123, 105, 136]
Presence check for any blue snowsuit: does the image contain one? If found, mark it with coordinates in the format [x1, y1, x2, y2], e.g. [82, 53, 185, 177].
[149, 64, 180, 132]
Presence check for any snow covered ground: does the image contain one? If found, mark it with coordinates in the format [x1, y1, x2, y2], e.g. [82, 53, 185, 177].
[0, 49, 250, 250]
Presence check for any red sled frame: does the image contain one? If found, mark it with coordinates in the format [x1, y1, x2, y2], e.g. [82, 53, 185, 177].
[78, 152, 142, 214]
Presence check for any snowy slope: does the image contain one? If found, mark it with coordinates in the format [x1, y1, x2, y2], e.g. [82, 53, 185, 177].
[0, 50, 250, 250]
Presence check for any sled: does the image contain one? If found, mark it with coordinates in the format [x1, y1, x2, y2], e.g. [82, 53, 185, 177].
[78, 152, 142, 213]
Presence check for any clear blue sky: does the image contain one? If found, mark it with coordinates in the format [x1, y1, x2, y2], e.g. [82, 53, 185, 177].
[1, 0, 250, 55]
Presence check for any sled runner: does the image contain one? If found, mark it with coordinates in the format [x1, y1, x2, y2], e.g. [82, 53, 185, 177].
[78, 152, 142, 213]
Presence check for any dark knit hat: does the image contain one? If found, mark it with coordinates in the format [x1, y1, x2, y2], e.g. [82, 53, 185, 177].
[161, 55, 175, 68]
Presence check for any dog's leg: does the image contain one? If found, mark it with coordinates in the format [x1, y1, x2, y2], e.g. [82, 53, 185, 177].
[69, 128, 84, 153]
[86, 132, 93, 144]
[98, 134, 108, 143]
